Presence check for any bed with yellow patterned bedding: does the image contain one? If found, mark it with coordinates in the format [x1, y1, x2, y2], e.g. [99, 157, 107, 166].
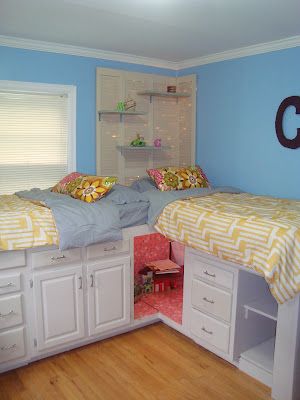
[0, 195, 58, 251]
[155, 192, 300, 303]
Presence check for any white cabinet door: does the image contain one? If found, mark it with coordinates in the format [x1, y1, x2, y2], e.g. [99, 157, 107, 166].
[34, 265, 85, 351]
[87, 256, 130, 336]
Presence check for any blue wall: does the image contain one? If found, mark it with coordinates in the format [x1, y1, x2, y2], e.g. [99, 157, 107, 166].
[180, 46, 300, 199]
[1, 45, 300, 198]
[0, 46, 175, 175]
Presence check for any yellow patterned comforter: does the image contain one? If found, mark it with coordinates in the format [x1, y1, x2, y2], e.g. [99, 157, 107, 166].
[0, 195, 58, 251]
[155, 193, 300, 303]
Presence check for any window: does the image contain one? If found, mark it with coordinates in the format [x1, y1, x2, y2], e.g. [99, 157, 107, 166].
[0, 81, 76, 195]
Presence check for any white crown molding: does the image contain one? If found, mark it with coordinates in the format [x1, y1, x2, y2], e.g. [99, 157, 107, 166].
[177, 35, 300, 70]
[0, 34, 300, 71]
[0, 35, 177, 71]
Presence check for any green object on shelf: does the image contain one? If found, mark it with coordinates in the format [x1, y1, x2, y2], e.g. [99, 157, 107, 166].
[117, 101, 125, 111]
[130, 134, 146, 147]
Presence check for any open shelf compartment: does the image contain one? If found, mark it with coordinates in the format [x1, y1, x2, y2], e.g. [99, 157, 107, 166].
[239, 337, 275, 387]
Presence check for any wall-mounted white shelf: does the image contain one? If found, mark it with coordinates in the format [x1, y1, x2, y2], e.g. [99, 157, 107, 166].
[137, 90, 191, 103]
[116, 145, 170, 154]
[98, 110, 147, 122]
[244, 297, 278, 321]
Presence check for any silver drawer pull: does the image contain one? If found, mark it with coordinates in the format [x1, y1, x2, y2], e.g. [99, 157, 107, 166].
[90, 274, 94, 288]
[203, 297, 215, 304]
[204, 270, 216, 278]
[202, 327, 213, 335]
[0, 282, 14, 289]
[104, 246, 117, 252]
[78, 276, 83, 290]
[0, 344, 17, 351]
[0, 310, 14, 318]
[50, 255, 66, 261]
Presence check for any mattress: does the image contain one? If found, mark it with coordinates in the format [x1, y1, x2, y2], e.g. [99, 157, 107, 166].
[155, 192, 300, 303]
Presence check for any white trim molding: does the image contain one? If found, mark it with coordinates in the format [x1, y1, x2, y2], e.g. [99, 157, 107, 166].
[0, 80, 77, 172]
[0, 35, 177, 71]
[0, 34, 300, 71]
[177, 35, 300, 69]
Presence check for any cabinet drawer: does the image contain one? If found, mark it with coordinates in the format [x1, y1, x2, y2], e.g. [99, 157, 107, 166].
[0, 295, 23, 330]
[87, 240, 129, 261]
[0, 327, 25, 364]
[192, 256, 233, 290]
[0, 251, 25, 271]
[192, 279, 232, 322]
[32, 248, 81, 269]
[0, 273, 21, 295]
[191, 309, 230, 354]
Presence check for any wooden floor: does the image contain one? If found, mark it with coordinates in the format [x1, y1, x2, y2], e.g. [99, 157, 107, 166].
[0, 323, 271, 400]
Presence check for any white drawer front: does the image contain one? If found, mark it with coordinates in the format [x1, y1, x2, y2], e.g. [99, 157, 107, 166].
[0, 273, 21, 295]
[191, 309, 230, 353]
[192, 256, 233, 290]
[87, 240, 129, 261]
[32, 248, 81, 268]
[0, 251, 25, 270]
[0, 294, 23, 330]
[0, 327, 25, 364]
[192, 279, 232, 322]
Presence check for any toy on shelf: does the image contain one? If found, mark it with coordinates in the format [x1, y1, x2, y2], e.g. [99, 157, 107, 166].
[138, 267, 154, 294]
[130, 133, 146, 147]
[124, 98, 136, 111]
[154, 138, 162, 148]
[116, 101, 125, 111]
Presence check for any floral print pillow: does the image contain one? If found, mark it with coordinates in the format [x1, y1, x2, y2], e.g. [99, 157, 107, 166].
[71, 176, 117, 203]
[51, 172, 83, 194]
[147, 165, 210, 191]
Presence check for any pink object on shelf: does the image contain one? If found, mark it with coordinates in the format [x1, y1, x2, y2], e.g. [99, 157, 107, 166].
[154, 138, 162, 148]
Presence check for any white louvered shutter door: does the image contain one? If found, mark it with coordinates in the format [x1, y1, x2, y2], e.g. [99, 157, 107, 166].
[96, 68, 122, 179]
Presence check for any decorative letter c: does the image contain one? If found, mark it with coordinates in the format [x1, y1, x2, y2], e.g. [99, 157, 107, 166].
[275, 96, 300, 149]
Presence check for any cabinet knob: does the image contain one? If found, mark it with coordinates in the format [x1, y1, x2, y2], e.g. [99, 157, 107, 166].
[204, 270, 216, 278]
[50, 255, 66, 261]
[90, 274, 94, 288]
[0, 282, 13, 289]
[203, 297, 215, 304]
[0, 310, 14, 318]
[78, 276, 83, 289]
[0, 344, 17, 351]
[201, 327, 213, 335]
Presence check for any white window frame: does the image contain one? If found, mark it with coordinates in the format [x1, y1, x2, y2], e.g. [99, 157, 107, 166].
[0, 80, 77, 172]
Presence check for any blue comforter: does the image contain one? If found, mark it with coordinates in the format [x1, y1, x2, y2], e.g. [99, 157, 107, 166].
[16, 189, 123, 250]
[16, 186, 239, 250]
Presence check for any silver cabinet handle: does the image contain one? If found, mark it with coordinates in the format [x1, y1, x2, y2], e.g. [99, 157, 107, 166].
[104, 246, 117, 252]
[203, 297, 215, 304]
[50, 255, 66, 261]
[0, 310, 14, 318]
[202, 327, 213, 335]
[78, 276, 83, 289]
[0, 344, 17, 351]
[0, 282, 14, 289]
[90, 274, 94, 288]
[204, 270, 216, 278]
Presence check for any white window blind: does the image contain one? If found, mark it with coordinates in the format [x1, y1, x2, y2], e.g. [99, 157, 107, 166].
[0, 91, 69, 195]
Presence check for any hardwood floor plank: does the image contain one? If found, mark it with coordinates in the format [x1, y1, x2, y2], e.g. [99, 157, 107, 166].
[0, 323, 271, 400]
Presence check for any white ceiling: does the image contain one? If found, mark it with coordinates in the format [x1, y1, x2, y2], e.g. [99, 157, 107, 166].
[0, 0, 300, 63]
